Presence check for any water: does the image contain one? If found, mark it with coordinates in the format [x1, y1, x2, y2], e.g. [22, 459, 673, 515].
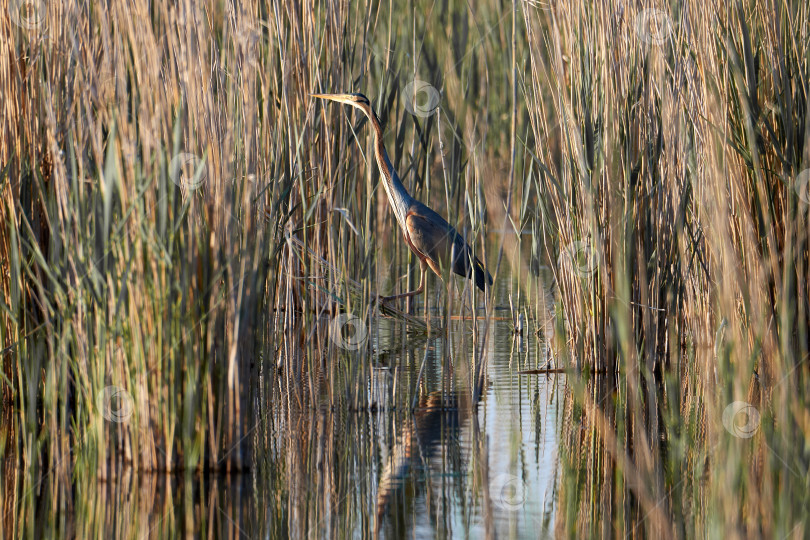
[1, 281, 566, 539]
[366, 311, 563, 538]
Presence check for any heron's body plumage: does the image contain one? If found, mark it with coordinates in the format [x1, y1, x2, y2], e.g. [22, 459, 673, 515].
[404, 201, 492, 292]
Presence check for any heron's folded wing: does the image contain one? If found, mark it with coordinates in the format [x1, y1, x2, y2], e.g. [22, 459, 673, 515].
[405, 210, 477, 278]
[405, 210, 456, 269]
[406, 204, 492, 290]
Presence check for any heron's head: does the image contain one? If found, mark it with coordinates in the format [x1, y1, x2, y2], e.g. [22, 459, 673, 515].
[311, 92, 372, 114]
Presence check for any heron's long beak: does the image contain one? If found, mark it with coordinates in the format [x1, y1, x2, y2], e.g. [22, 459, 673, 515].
[311, 93, 355, 105]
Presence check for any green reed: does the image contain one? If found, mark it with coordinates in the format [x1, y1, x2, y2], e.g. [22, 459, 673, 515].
[3, 0, 808, 537]
[527, 0, 810, 536]
[0, 0, 513, 501]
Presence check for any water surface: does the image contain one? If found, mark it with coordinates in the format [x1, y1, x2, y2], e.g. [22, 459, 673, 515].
[1, 281, 564, 539]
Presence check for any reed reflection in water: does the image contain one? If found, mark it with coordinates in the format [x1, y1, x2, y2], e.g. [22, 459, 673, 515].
[260, 312, 563, 539]
[1, 304, 563, 538]
[2, 309, 715, 538]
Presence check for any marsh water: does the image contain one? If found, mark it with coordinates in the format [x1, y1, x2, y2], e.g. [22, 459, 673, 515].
[1, 277, 568, 539]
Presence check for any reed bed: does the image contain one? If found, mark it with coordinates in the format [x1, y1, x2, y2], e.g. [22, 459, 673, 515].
[526, 0, 810, 536]
[1, 0, 508, 533]
[1, 0, 808, 537]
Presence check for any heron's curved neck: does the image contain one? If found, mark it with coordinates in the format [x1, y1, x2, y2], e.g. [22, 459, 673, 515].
[366, 107, 412, 228]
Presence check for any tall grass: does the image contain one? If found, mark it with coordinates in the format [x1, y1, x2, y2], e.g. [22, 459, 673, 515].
[1, 0, 809, 537]
[1, 0, 287, 476]
[1, 0, 511, 513]
[523, 0, 810, 536]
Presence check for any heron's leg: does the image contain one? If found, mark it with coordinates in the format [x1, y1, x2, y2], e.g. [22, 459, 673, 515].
[380, 261, 427, 303]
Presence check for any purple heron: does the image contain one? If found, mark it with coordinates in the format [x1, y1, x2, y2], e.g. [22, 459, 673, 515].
[312, 92, 492, 303]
